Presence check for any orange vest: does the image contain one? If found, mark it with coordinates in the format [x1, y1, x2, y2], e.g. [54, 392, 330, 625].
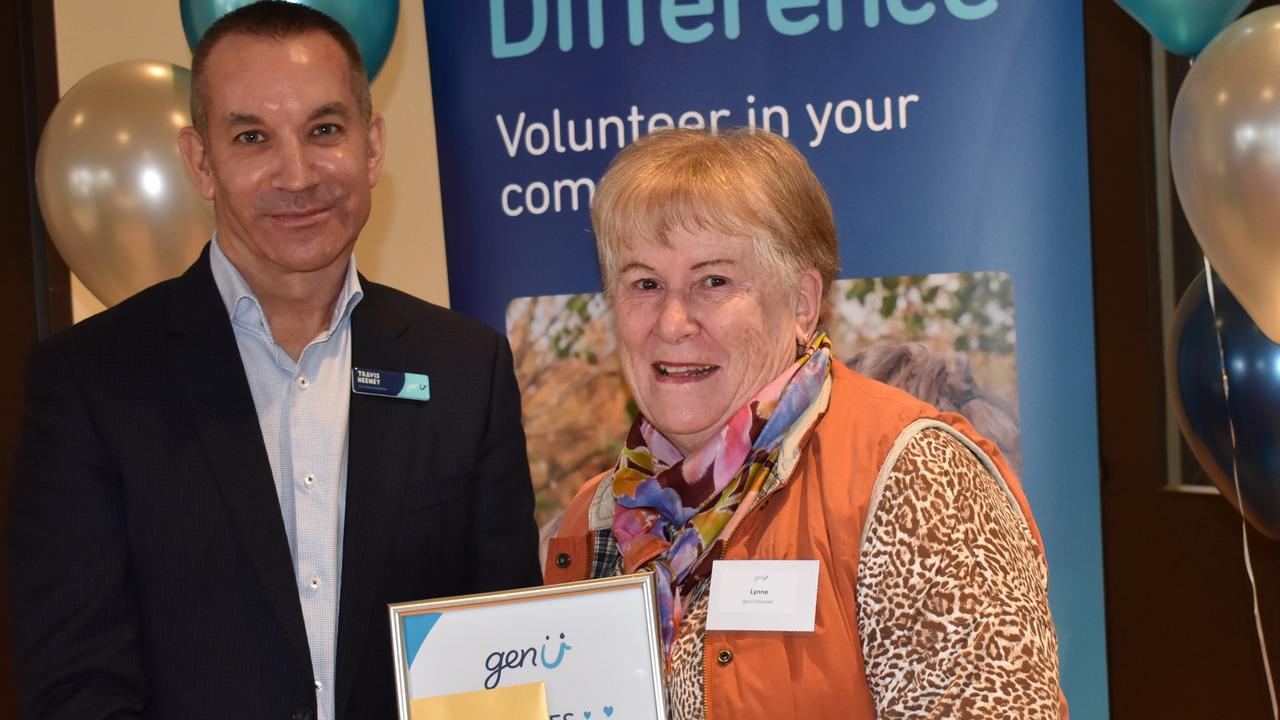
[545, 362, 1046, 719]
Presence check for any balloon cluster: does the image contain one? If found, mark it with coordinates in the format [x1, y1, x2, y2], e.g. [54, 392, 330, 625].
[1118, 1, 1280, 536]
[37, 1, 398, 307]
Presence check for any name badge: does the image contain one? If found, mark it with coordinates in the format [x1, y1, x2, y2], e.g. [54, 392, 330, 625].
[351, 367, 431, 401]
[705, 560, 819, 632]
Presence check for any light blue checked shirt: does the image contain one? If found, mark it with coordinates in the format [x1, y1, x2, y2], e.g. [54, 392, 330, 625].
[210, 236, 362, 720]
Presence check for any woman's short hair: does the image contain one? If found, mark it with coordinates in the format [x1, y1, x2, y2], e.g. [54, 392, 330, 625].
[591, 128, 840, 302]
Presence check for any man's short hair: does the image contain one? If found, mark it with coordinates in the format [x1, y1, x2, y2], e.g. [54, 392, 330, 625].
[189, 0, 373, 138]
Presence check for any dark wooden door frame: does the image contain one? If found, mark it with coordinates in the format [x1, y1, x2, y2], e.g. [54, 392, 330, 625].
[16, 0, 71, 340]
[3, 0, 66, 715]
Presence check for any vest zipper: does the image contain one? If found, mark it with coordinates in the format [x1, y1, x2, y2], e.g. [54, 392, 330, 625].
[699, 398, 824, 719]
[700, 482, 775, 720]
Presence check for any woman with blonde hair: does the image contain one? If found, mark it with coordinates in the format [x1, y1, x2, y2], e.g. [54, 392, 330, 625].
[546, 128, 1063, 719]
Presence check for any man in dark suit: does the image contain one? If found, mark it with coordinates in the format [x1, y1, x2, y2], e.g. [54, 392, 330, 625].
[8, 3, 541, 719]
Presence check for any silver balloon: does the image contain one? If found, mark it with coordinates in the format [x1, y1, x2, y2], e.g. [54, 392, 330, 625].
[36, 61, 213, 307]
[1171, 7, 1280, 343]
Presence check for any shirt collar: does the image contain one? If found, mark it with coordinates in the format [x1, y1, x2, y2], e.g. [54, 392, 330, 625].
[208, 233, 364, 337]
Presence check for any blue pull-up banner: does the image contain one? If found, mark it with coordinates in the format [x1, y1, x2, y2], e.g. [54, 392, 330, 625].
[421, 2, 1107, 714]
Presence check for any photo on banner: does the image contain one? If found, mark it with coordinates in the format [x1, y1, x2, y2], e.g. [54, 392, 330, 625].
[509, 271, 1022, 531]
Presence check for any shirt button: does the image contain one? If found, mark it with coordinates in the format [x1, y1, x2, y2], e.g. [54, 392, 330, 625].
[717, 649, 733, 666]
[297, 376, 310, 390]
[314, 679, 323, 692]
[309, 575, 321, 589]
[303, 473, 316, 487]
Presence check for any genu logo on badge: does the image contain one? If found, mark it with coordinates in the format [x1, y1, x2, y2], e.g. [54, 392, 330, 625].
[483, 631, 573, 689]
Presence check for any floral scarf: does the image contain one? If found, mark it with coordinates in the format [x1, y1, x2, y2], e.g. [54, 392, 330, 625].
[610, 332, 833, 656]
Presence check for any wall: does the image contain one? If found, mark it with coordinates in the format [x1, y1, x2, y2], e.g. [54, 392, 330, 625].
[52, 0, 449, 320]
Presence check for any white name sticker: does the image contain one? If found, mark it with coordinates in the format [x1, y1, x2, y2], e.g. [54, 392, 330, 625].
[705, 560, 820, 632]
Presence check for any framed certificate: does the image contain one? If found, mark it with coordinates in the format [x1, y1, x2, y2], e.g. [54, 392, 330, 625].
[389, 572, 668, 720]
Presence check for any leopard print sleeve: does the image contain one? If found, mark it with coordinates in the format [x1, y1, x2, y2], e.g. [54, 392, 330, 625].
[856, 427, 1063, 719]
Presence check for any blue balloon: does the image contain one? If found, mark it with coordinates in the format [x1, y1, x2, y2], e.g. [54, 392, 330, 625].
[1114, 0, 1250, 56]
[180, 0, 399, 81]
[1168, 271, 1280, 539]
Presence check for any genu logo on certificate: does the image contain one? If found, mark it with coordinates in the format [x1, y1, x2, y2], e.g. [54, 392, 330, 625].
[389, 574, 666, 719]
[483, 631, 572, 689]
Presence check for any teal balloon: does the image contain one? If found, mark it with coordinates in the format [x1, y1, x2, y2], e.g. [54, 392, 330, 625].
[180, 0, 398, 81]
[1114, 0, 1250, 56]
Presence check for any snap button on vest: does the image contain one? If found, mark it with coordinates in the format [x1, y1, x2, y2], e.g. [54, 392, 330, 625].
[555, 553, 571, 568]
[717, 649, 733, 665]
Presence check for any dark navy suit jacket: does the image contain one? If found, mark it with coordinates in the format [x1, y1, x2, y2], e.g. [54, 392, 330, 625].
[8, 249, 541, 719]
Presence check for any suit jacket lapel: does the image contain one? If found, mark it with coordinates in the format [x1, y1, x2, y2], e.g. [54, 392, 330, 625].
[336, 282, 418, 717]
[160, 249, 313, 677]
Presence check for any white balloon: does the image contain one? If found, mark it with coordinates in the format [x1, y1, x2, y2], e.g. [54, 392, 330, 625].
[36, 61, 213, 308]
